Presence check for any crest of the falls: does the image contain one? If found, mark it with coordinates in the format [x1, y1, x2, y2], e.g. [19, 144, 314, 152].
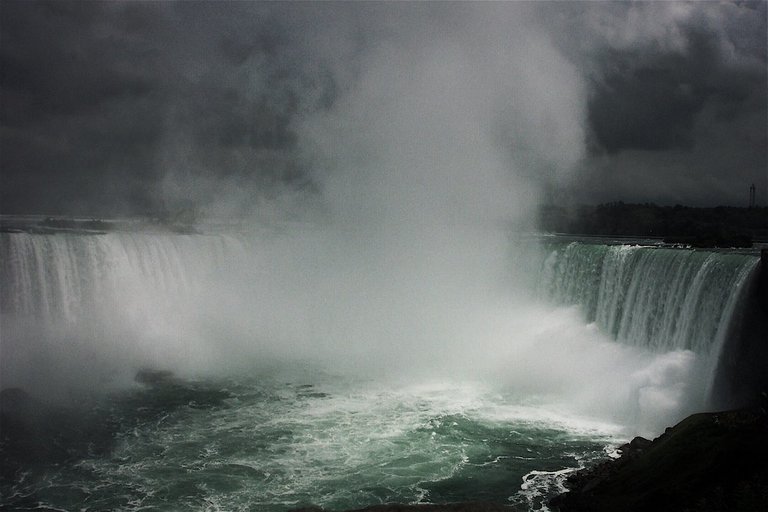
[538, 242, 758, 356]
[1, 232, 251, 325]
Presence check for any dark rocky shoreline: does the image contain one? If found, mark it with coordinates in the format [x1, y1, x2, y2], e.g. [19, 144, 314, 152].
[549, 407, 768, 512]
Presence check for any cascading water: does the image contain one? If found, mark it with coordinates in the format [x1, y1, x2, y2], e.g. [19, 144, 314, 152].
[1, 230, 763, 511]
[537, 241, 760, 402]
[0, 231, 256, 396]
[1, 231, 250, 325]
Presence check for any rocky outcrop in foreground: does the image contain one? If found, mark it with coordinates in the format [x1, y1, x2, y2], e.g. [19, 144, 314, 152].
[550, 408, 768, 512]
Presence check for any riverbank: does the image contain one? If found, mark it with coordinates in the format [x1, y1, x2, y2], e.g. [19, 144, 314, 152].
[549, 407, 768, 512]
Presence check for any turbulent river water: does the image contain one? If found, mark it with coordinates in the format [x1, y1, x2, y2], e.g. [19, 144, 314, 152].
[0, 229, 760, 511]
[2, 367, 620, 511]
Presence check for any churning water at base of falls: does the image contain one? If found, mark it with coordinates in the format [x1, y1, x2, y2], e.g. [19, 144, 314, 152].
[1, 366, 620, 512]
[0, 229, 761, 511]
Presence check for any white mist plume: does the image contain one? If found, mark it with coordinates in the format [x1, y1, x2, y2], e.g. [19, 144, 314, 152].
[3, 3, 584, 398]
[198, 3, 590, 372]
[120, 3, 592, 378]
[2, 3, 704, 434]
[301, 3, 586, 225]
[179, 4, 704, 435]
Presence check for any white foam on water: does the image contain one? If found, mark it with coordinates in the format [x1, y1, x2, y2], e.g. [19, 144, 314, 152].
[53, 371, 622, 511]
[519, 466, 579, 512]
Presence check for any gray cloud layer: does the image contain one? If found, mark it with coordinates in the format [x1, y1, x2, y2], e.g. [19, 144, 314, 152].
[1, 1, 765, 215]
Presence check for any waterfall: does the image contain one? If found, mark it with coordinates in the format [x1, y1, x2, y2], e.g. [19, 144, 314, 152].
[538, 242, 759, 356]
[1, 232, 762, 414]
[0, 232, 250, 326]
[2, 234, 759, 361]
[0, 231, 256, 394]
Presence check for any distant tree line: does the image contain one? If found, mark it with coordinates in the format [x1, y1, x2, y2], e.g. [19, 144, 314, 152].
[40, 217, 109, 231]
[539, 202, 768, 247]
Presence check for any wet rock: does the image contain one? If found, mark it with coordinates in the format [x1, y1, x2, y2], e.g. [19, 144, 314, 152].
[550, 408, 768, 512]
[0, 387, 33, 415]
[617, 436, 652, 457]
[0, 388, 117, 481]
[135, 368, 177, 386]
[123, 370, 232, 421]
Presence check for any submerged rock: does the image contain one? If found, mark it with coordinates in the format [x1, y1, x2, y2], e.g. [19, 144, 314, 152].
[0, 388, 117, 482]
[0, 387, 33, 415]
[134, 368, 177, 386]
[550, 408, 768, 512]
[124, 369, 232, 420]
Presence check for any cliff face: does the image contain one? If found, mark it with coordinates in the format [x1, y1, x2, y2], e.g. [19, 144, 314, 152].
[550, 408, 768, 512]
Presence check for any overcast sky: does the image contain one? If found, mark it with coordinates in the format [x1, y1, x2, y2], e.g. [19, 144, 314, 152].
[1, 1, 766, 216]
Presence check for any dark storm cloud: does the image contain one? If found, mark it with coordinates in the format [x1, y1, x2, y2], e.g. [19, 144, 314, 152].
[586, 8, 766, 154]
[1, 1, 168, 213]
[590, 50, 707, 152]
[539, 0, 767, 206]
[1, 2, 158, 124]
[0, 1, 765, 214]
[0, 0, 326, 215]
